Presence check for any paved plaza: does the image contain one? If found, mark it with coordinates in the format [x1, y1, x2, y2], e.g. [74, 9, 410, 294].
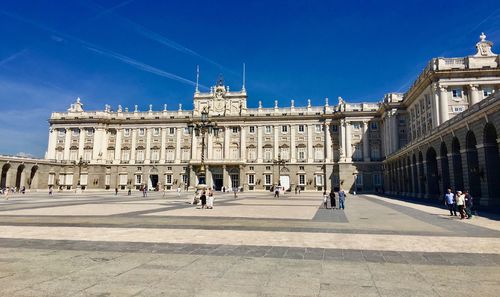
[0, 191, 499, 297]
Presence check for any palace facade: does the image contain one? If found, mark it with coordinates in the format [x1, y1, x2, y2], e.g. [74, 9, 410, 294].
[1, 34, 499, 210]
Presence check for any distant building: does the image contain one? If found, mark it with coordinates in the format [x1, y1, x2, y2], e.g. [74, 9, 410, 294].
[1, 34, 499, 210]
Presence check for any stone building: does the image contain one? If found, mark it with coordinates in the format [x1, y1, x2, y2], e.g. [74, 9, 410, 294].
[0, 34, 499, 210]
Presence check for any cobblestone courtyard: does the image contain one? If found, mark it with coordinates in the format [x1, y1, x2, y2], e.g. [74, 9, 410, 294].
[0, 191, 499, 297]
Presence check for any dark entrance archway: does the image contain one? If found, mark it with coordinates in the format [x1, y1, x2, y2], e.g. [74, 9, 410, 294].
[466, 131, 481, 201]
[15, 164, 25, 189]
[440, 142, 450, 194]
[483, 124, 499, 210]
[426, 148, 440, 199]
[418, 152, 425, 195]
[1, 163, 11, 188]
[451, 137, 464, 191]
[29, 165, 39, 189]
[412, 154, 419, 195]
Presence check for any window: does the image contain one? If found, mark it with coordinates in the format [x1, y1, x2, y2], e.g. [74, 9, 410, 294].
[181, 148, 190, 161]
[314, 147, 323, 160]
[249, 126, 255, 133]
[297, 148, 306, 160]
[166, 148, 175, 162]
[230, 144, 239, 159]
[248, 174, 255, 185]
[298, 125, 305, 133]
[299, 166, 305, 171]
[279, 147, 289, 160]
[136, 150, 145, 161]
[124, 129, 130, 137]
[315, 175, 323, 186]
[483, 87, 494, 97]
[151, 149, 160, 161]
[72, 129, 79, 137]
[86, 129, 93, 137]
[58, 129, 66, 137]
[355, 174, 363, 186]
[153, 128, 160, 136]
[264, 174, 272, 185]
[165, 174, 173, 185]
[119, 174, 127, 185]
[373, 173, 381, 186]
[83, 150, 92, 161]
[315, 125, 323, 133]
[167, 166, 172, 171]
[121, 150, 130, 161]
[183, 127, 189, 134]
[232, 127, 239, 134]
[353, 122, 361, 130]
[213, 144, 223, 160]
[48, 174, 55, 185]
[107, 149, 114, 161]
[370, 122, 378, 130]
[138, 128, 145, 136]
[452, 106, 464, 113]
[247, 149, 256, 161]
[69, 150, 78, 161]
[264, 148, 273, 161]
[135, 174, 142, 185]
[281, 125, 288, 133]
[452, 88, 462, 99]
[168, 127, 175, 135]
[332, 125, 338, 132]
[353, 144, 362, 160]
[371, 145, 380, 160]
[265, 126, 272, 134]
[299, 174, 305, 185]
[249, 166, 254, 171]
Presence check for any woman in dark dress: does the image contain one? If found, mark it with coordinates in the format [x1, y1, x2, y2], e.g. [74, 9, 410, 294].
[200, 191, 207, 209]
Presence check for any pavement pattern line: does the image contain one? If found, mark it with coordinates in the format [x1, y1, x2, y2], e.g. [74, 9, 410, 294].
[1, 225, 500, 254]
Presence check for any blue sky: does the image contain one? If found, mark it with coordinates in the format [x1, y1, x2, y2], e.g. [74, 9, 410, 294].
[1, 0, 499, 157]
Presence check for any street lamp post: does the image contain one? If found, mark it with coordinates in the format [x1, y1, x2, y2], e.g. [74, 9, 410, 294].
[73, 156, 89, 192]
[273, 153, 286, 188]
[188, 107, 219, 189]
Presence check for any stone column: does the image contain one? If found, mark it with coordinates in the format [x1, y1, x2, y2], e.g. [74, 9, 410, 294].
[223, 165, 229, 189]
[470, 84, 480, 106]
[101, 129, 109, 162]
[92, 128, 104, 163]
[431, 84, 440, 127]
[257, 126, 263, 162]
[63, 128, 71, 160]
[47, 128, 57, 160]
[362, 121, 370, 162]
[189, 165, 196, 189]
[439, 85, 449, 124]
[192, 130, 198, 160]
[325, 122, 332, 162]
[391, 115, 398, 153]
[206, 165, 212, 188]
[239, 164, 245, 190]
[160, 127, 166, 162]
[145, 128, 152, 164]
[115, 129, 122, 161]
[307, 125, 313, 162]
[274, 125, 279, 158]
[240, 125, 246, 161]
[130, 129, 137, 164]
[290, 125, 296, 163]
[340, 120, 347, 162]
[345, 121, 352, 162]
[175, 127, 182, 163]
[74, 128, 83, 159]
[224, 127, 230, 159]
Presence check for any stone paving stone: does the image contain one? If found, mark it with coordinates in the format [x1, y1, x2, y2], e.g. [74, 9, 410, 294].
[263, 246, 288, 258]
[342, 249, 365, 262]
[304, 247, 325, 260]
[283, 247, 306, 259]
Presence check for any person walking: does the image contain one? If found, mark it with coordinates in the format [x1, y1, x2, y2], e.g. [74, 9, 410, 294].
[444, 188, 457, 216]
[456, 191, 466, 219]
[142, 186, 148, 198]
[200, 190, 207, 209]
[338, 188, 346, 210]
[115, 187, 118, 195]
[4, 187, 9, 200]
[322, 191, 328, 209]
[127, 188, 131, 196]
[207, 188, 214, 209]
[464, 190, 473, 219]
[176, 187, 181, 199]
[329, 191, 336, 210]
[274, 186, 280, 198]
[49, 186, 53, 196]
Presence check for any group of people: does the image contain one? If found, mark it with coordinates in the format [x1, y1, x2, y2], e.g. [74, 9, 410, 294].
[322, 189, 347, 210]
[2, 186, 26, 199]
[444, 188, 474, 219]
[194, 188, 215, 209]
